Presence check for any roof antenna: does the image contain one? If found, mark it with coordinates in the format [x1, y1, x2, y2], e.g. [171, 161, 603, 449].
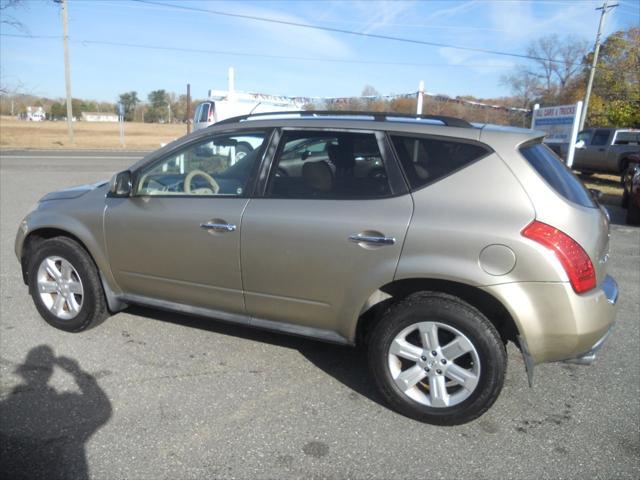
[249, 102, 262, 115]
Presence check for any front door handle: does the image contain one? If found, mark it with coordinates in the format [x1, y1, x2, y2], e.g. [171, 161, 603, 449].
[349, 233, 395, 245]
[200, 222, 236, 232]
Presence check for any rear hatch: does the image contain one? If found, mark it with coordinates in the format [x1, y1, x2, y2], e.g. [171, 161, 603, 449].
[520, 142, 610, 286]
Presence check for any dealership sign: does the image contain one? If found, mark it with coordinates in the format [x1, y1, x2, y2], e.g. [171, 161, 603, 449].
[531, 101, 583, 167]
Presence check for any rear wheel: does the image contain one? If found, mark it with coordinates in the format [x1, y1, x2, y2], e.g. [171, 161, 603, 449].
[28, 237, 109, 332]
[368, 292, 506, 425]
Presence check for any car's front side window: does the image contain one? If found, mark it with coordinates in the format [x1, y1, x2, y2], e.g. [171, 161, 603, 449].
[135, 132, 267, 196]
[591, 130, 610, 146]
[576, 130, 591, 144]
[267, 131, 392, 199]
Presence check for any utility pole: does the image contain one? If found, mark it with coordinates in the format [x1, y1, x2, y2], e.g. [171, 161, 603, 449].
[579, 0, 618, 130]
[416, 80, 424, 115]
[60, 0, 74, 144]
[186, 83, 192, 134]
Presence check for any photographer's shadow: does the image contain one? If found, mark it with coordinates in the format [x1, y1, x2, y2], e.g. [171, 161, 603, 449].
[0, 345, 112, 480]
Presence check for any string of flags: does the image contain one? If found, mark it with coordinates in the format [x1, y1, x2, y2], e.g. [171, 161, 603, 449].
[238, 91, 531, 114]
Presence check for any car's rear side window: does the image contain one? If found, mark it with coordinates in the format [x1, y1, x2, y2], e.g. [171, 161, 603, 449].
[520, 143, 596, 208]
[390, 134, 490, 190]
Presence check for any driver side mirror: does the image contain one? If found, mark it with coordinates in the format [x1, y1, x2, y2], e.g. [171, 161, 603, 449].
[575, 139, 586, 149]
[109, 170, 132, 197]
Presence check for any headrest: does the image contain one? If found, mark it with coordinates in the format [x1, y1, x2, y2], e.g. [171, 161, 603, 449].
[302, 160, 333, 192]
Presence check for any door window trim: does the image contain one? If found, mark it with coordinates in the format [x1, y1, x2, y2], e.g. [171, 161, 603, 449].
[255, 127, 409, 199]
[386, 131, 493, 192]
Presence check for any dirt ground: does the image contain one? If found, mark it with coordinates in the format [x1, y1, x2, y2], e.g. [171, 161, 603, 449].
[581, 173, 624, 206]
[0, 116, 187, 150]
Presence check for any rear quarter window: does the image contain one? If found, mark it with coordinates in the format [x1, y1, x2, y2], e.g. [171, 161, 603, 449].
[520, 143, 596, 208]
[391, 134, 490, 190]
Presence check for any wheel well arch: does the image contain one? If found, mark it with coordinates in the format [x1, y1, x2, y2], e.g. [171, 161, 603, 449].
[20, 228, 92, 285]
[356, 278, 519, 347]
[619, 155, 635, 173]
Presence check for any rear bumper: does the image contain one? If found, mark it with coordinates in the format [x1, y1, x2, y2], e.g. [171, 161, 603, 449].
[562, 323, 614, 365]
[483, 275, 619, 365]
[562, 275, 617, 365]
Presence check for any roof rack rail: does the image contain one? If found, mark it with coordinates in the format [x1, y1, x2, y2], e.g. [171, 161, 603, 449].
[213, 110, 473, 128]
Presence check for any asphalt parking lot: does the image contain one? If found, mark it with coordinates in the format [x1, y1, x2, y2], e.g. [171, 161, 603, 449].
[1, 150, 638, 480]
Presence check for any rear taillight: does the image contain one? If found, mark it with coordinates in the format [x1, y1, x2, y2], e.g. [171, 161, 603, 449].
[522, 220, 596, 294]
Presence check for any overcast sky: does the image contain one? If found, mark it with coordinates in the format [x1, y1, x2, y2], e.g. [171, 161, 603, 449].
[1, 0, 638, 102]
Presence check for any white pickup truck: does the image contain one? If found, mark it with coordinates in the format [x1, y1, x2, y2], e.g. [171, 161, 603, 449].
[192, 91, 302, 158]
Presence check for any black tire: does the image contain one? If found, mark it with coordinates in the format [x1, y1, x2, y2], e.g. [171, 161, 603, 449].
[27, 237, 109, 332]
[626, 197, 640, 225]
[622, 186, 629, 209]
[368, 292, 506, 425]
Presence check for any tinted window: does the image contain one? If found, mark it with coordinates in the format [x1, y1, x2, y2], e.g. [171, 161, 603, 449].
[576, 130, 591, 143]
[591, 130, 610, 146]
[391, 135, 489, 189]
[267, 131, 391, 199]
[136, 132, 267, 196]
[520, 143, 596, 208]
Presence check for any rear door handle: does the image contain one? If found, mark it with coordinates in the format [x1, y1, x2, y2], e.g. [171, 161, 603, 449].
[349, 233, 395, 245]
[200, 222, 236, 232]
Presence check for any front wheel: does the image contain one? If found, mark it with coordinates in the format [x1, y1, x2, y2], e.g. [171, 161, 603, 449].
[368, 292, 506, 425]
[27, 237, 109, 332]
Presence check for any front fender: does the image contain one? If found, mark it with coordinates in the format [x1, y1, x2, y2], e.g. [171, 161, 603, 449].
[16, 190, 124, 308]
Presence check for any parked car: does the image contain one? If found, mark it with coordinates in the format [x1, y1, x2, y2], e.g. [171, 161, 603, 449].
[15, 111, 618, 425]
[622, 159, 640, 225]
[571, 128, 639, 175]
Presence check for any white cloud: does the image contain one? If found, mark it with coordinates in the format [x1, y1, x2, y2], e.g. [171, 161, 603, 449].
[486, 0, 618, 42]
[349, 0, 417, 34]
[221, 4, 353, 59]
[423, 0, 482, 24]
[438, 47, 516, 75]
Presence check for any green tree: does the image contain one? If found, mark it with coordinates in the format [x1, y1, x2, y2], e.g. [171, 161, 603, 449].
[583, 27, 640, 127]
[146, 89, 168, 123]
[118, 91, 139, 121]
[50, 102, 65, 119]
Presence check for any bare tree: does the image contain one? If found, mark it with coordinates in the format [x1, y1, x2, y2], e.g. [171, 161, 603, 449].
[0, 0, 28, 33]
[505, 34, 588, 105]
[500, 66, 541, 109]
[555, 35, 589, 89]
[526, 35, 558, 94]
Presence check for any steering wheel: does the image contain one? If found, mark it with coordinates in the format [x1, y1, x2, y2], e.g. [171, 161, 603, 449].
[184, 169, 220, 195]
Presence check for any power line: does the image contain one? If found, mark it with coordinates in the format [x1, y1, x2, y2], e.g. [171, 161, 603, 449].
[0, 34, 516, 69]
[4, 32, 626, 75]
[130, 0, 593, 69]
